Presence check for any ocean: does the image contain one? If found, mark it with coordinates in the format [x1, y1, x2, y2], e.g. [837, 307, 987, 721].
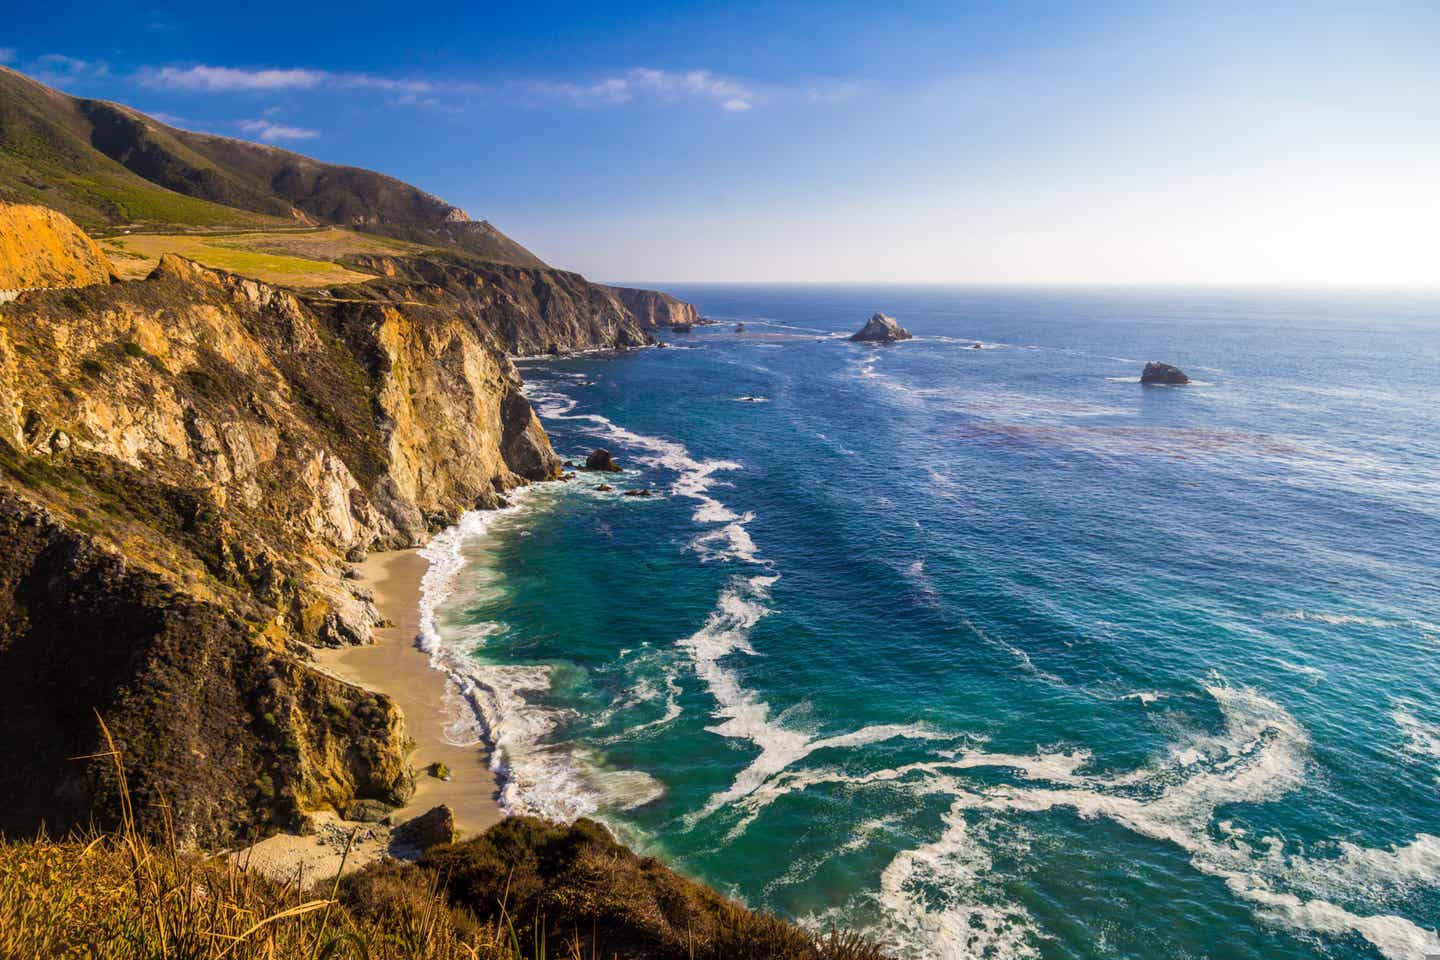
[418, 285, 1440, 959]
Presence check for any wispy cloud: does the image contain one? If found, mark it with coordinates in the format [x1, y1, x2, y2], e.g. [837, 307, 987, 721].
[536, 68, 756, 112]
[31, 53, 110, 86]
[146, 110, 187, 126]
[0, 48, 16, 65]
[238, 118, 319, 142]
[140, 65, 326, 91]
[134, 61, 758, 113]
[138, 64, 439, 96]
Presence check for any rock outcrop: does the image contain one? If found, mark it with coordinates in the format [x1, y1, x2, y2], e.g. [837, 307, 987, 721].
[1140, 361, 1190, 384]
[0, 202, 117, 289]
[850, 312, 912, 343]
[393, 804, 456, 850]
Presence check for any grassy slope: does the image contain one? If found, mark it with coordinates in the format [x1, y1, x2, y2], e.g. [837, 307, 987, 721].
[98, 228, 404, 285]
[0, 814, 886, 960]
[0, 69, 284, 232]
[0, 66, 547, 268]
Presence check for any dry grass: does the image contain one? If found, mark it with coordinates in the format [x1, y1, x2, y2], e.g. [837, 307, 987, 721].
[0, 720, 889, 960]
[0, 717, 491, 960]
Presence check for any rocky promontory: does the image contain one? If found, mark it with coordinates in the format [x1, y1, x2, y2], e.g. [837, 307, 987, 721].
[607, 285, 701, 331]
[850, 312, 913, 343]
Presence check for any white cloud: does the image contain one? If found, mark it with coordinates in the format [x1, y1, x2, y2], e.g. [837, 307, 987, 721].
[538, 67, 757, 112]
[138, 64, 441, 97]
[237, 118, 319, 142]
[141, 65, 326, 91]
[132, 61, 756, 113]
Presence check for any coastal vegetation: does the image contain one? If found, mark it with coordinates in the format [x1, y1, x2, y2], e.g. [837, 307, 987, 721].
[1, 738, 883, 960]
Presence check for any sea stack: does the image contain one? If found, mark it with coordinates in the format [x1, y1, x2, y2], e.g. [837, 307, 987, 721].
[1139, 361, 1190, 385]
[850, 312, 913, 343]
[584, 448, 624, 472]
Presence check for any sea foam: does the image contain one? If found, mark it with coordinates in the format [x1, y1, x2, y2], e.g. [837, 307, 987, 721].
[416, 487, 663, 821]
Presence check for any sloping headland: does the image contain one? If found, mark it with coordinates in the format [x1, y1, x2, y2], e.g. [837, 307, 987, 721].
[0, 65, 880, 959]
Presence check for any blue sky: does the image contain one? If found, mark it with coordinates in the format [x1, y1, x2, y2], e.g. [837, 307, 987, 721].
[5, 1, 1438, 284]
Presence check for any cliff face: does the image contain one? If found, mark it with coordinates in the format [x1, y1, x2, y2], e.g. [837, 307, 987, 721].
[0, 194, 702, 847]
[0, 206, 657, 844]
[0, 491, 413, 847]
[341, 253, 657, 354]
[0, 203, 118, 289]
[607, 285, 700, 330]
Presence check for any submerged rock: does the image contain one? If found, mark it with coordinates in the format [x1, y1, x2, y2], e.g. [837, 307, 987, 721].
[1140, 361, 1190, 384]
[850, 312, 913, 343]
[624, 488, 653, 497]
[584, 448, 623, 472]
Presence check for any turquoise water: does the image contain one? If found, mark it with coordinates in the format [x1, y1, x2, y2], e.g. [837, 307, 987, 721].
[423, 286, 1440, 959]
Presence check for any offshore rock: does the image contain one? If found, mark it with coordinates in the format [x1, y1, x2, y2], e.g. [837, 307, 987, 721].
[850, 312, 913, 343]
[584, 448, 623, 472]
[1140, 361, 1190, 384]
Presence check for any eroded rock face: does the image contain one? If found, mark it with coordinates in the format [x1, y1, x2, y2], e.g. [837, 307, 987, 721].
[0, 202, 116, 289]
[0, 251, 577, 844]
[0, 493, 411, 848]
[1140, 361, 1190, 384]
[850, 312, 913, 343]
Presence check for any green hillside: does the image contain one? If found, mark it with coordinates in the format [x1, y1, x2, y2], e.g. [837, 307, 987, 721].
[0, 66, 546, 267]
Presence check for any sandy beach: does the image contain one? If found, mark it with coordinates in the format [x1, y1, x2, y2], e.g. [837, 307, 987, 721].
[240, 549, 502, 882]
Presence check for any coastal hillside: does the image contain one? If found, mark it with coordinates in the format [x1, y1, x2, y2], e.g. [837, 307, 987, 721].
[0, 200, 682, 846]
[0, 66, 543, 266]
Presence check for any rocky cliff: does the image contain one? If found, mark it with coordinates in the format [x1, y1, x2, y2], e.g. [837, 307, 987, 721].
[0, 205, 687, 846]
[340, 253, 658, 355]
[607, 285, 700, 330]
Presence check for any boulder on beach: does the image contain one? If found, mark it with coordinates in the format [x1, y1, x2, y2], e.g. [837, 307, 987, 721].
[1140, 361, 1190, 385]
[850, 312, 913, 343]
[393, 804, 456, 850]
[584, 448, 623, 472]
[342, 799, 395, 824]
